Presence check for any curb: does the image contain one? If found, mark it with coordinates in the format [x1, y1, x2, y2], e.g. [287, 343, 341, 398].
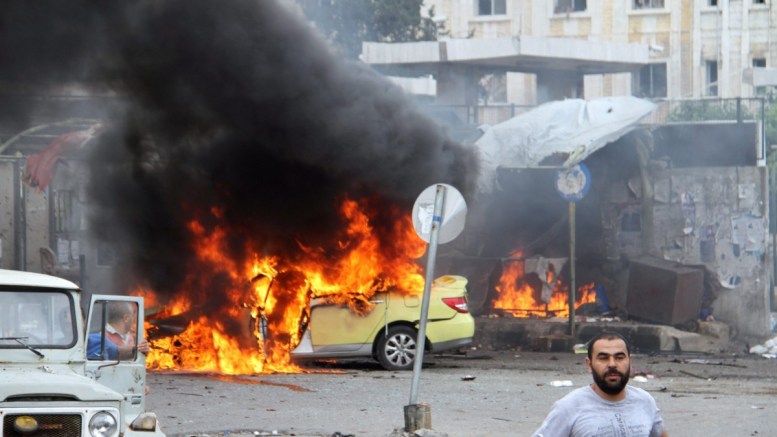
[472, 317, 732, 354]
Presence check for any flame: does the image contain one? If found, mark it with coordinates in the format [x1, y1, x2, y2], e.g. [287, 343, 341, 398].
[140, 197, 426, 375]
[492, 253, 596, 318]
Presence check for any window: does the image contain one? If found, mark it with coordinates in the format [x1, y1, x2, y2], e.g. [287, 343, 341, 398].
[708, 0, 717, 6]
[638, 63, 667, 98]
[633, 0, 664, 9]
[54, 190, 75, 233]
[478, 73, 507, 103]
[754, 0, 766, 4]
[87, 300, 141, 361]
[753, 58, 767, 95]
[555, 0, 587, 13]
[478, 0, 506, 15]
[706, 60, 718, 96]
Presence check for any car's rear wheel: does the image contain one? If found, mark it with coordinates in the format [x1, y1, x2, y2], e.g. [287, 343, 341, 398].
[377, 325, 418, 371]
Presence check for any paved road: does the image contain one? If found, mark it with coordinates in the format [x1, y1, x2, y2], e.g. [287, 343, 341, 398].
[146, 348, 777, 437]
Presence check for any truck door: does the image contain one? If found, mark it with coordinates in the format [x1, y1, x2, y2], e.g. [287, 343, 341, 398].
[84, 295, 148, 417]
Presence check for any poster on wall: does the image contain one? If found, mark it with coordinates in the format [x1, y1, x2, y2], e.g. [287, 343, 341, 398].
[731, 215, 764, 253]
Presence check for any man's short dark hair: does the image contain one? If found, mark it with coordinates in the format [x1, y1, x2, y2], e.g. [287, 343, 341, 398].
[587, 330, 631, 360]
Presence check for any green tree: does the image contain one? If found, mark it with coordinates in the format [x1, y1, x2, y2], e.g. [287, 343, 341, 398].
[666, 99, 753, 123]
[765, 101, 777, 149]
[299, 0, 440, 60]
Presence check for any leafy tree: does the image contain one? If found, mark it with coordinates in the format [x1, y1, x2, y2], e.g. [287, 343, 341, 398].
[666, 99, 753, 123]
[765, 100, 777, 149]
[298, 0, 440, 60]
[667, 98, 777, 148]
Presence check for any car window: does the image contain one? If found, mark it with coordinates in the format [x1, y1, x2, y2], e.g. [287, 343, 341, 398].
[87, 300, 140, 361]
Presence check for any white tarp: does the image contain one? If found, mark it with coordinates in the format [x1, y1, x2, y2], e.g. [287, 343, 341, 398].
[473, 96, 657, 193]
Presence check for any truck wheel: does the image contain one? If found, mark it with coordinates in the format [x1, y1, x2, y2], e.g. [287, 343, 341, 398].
[377, 326, 418, 371]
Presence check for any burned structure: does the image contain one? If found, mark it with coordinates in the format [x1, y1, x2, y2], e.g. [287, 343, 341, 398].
[0, 1, 774, 378]
[433, 105, 772, 339]
[363, 30, 774, 339]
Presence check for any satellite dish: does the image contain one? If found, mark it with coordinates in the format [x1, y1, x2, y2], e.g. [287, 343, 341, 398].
[412, 184, 467, 244]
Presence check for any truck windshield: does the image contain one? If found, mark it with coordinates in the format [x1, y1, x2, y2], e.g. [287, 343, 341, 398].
[0, 290, 76, 348]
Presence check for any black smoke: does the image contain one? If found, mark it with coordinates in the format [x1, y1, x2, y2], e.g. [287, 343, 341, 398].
[0, 0, 479, 297]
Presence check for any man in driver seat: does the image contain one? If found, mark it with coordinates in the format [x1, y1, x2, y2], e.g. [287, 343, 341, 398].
[87, 301, 149, 360]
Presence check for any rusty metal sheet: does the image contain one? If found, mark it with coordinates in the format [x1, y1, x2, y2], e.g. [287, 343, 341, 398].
[626, 257, 704, 326]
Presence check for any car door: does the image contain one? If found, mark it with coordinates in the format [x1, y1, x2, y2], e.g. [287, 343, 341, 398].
[84, 295, 148, 417]
[309, 293, 390, 351]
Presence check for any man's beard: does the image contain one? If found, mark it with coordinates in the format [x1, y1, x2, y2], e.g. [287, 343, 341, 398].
[592, 368, 630, 395]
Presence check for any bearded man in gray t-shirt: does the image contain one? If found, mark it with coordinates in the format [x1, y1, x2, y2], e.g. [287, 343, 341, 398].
[532, 331, 668, 437]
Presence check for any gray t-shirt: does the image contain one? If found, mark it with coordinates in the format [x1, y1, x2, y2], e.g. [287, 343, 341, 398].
[532, 384, 665, 437]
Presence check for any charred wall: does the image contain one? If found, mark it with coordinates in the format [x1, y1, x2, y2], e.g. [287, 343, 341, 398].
[450, 121, 772, 338]
[601, 123, 771, 337]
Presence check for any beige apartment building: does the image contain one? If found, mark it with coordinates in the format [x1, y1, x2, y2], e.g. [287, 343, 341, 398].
[412, 0, 777, 105]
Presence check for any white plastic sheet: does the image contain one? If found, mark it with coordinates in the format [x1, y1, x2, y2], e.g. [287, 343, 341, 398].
[473, 96, 657, 193]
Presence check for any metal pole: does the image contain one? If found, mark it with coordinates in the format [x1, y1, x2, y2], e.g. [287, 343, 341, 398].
[79, 254, 87, 289]
[736, 97, 742, 124]
[761, 98, 766, 163]
[772, 233, 777, 311]
[409, 184, 445, 405]
[13, 159, 27, 270]
[568, 201, 576, 338]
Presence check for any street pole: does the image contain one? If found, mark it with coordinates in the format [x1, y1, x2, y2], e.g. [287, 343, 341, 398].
[13, 158, 27, 270]
[405, 184, 445, 432]
[568, 201, 576, 338]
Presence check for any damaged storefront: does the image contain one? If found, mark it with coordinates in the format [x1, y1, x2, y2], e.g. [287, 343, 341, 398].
[436, 97, 774, 343]
[1, 96, 774, 364]
[604, 119, 772, 338]
[0, 116, 119, 299]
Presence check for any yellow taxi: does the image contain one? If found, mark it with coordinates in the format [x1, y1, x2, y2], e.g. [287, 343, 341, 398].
[291, 275, 475, 370]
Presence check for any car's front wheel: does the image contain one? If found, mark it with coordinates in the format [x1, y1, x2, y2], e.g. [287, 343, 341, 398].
[376, 325, 418, 371]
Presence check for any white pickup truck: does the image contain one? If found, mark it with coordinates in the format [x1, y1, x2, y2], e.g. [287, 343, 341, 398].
[0, 269, 165, 437]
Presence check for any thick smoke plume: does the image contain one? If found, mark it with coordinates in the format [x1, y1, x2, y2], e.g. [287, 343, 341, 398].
[1, 0, 479, 297]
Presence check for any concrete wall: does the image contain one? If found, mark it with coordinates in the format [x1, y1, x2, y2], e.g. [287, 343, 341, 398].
[603, 164, 771, 337]
[655, 166, 770, 337]
[0, 159, 16, 269]
[0, 158, 48, 271]
[0, 156, 117, 298]
[25, 187, 49, 273]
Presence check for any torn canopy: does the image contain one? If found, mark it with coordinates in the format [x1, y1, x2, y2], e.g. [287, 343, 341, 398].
[473, 96, 657, 194]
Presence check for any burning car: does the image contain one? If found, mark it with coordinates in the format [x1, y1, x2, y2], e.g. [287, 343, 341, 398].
[0, 269, 165, 437]
[291, 275, 475, 370]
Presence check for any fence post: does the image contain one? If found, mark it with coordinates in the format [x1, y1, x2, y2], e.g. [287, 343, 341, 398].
[736, 97, 742, 124]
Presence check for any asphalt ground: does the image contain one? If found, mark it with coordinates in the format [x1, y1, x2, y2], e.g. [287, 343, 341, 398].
[145, 347, 777, 437]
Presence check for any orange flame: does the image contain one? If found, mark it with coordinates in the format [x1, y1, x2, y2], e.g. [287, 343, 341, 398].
[140, 197, 426, 375]
[492, 253, 596, 318]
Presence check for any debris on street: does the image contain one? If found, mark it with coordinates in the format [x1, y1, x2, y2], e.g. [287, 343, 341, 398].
[748, 336, 777, 358]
